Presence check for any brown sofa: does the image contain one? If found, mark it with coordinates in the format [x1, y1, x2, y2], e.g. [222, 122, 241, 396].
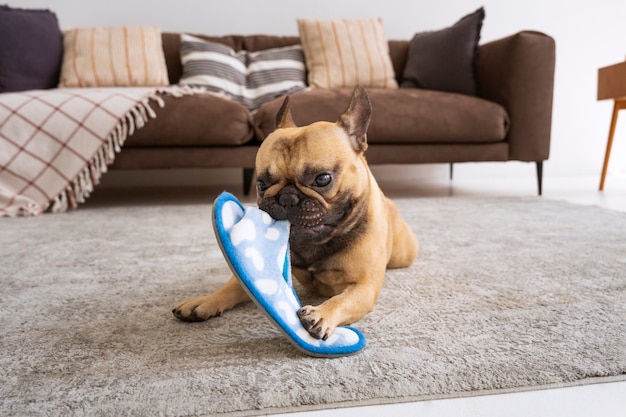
[113, 31, 555, 195]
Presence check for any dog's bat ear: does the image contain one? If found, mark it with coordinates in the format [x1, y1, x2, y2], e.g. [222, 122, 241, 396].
[275, 96, 297, 129]
[337, 86, 372, 153]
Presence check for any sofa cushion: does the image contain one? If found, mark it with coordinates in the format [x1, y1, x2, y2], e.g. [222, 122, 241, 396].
[0, 6, 62, 92]
[401, 7, 485, 96]
[297, 18, 397, 89]
[124, 93, 254, 147]
[178, 34, 307, 111]
[58, 26, 169, 87]
[253, 88, 509, 145]
[162, 33, 248, 84]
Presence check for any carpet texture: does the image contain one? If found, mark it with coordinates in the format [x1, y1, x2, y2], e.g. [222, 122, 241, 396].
[1, 195, 625, 416]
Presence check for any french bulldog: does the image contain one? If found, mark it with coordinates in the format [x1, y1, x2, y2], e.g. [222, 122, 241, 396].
[173, 87, 418, 340]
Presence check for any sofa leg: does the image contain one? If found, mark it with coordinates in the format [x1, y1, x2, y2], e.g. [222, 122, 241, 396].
[449, 163, 454, 180]
[536, 161, 543, 196]
[243, 168, 255, 196]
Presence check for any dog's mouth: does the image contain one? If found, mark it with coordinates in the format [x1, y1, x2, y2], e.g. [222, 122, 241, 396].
[290, 199, 327, 227]
[259, 197, 345, 243]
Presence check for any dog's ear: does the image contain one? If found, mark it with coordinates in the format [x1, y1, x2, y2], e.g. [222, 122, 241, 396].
[337, 86, 372, 153]
[275, 96, 297, 129]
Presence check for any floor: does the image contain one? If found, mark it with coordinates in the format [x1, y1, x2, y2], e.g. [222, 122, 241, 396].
[272, 173, 626, 417]
[91, 173, 626, 417]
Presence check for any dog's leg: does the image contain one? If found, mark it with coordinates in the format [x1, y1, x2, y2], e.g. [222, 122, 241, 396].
[296, 277, 383, 340]
[172, 275, 250, 322]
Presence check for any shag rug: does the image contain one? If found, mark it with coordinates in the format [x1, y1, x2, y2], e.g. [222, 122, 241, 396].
[1, 194, 625, 416]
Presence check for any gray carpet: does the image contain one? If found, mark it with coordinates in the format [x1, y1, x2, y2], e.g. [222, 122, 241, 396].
[1, 194, 625, 416]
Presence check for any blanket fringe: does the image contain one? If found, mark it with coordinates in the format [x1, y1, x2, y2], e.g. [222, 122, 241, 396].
[49, 87, 193, 213]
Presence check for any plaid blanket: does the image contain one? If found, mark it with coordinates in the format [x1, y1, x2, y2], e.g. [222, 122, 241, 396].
[0, 88, 165, 216]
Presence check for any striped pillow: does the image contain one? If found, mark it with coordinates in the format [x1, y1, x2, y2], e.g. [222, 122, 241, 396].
[179, 34, 307, 111]
[58, 26, 169, 88]
[297, 18, 397, 89]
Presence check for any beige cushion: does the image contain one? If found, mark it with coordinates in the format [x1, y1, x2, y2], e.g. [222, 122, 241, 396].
[297, 18, 397, 89]
[58, 26, 169, 87]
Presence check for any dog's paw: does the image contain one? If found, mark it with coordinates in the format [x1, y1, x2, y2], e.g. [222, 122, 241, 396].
[297, 305, 336, 340]
[172, 295, 223, 322]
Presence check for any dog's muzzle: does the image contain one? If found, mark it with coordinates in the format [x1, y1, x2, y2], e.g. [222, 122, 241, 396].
[264, 185, 326, 228]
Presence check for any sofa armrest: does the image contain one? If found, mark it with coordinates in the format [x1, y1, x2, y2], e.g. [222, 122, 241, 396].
[477, 31, 556, 161]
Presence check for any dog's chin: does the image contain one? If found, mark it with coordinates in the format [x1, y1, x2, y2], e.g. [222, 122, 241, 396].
[289, 223, 333, 244]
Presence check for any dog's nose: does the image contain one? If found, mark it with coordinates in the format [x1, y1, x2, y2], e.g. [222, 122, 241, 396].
[279, 192, 299, 210]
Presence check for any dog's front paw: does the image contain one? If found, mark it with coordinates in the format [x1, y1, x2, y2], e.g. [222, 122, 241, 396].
[297, 305, 335, 340]
[172, 295, 224, 322]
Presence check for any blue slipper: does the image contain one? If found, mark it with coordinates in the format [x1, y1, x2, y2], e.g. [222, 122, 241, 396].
[212, 192, 366, 357]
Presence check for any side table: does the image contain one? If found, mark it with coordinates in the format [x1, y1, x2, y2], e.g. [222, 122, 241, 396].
[597, 61, 626, 190]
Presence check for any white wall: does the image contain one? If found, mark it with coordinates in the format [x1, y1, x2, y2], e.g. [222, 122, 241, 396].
[9, 0, 626, 184]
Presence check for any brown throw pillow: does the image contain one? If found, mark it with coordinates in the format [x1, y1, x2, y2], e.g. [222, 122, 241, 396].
[58, 26, 169, 88]
[401, 7, 485, 96]
[297, 18, 397, 89]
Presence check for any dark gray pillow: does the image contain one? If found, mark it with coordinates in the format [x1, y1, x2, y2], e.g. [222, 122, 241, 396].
[401, 7, 485, 96]
[0, 6, 63, 92]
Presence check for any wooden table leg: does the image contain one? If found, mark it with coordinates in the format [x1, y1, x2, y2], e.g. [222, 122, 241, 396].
[599, 99, 626, 190]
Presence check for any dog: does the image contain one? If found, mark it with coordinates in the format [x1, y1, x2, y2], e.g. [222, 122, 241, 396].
[172, 86, 418, 340]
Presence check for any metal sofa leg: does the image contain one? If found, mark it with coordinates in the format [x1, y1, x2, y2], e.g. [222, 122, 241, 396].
[243, 168, 254, 196]
[536, 161, 543, 196]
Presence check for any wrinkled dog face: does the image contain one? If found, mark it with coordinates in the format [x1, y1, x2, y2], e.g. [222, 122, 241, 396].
[255, 124, 361, 245]
[255, 88, 372, 245]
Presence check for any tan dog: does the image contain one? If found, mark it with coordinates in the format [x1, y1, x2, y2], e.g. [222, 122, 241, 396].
[173, 87, 418, 340]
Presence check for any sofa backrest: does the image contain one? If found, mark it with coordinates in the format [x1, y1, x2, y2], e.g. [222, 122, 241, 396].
[161, 32, 409, 85]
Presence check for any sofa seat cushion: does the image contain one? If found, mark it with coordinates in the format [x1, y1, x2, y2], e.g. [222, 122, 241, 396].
[125, 93, 254, 147]
[253, 88, 509, 145]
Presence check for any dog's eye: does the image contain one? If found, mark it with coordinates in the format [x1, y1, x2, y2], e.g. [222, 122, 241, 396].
[314, 173, 332, 187]
[257, 180, 269, 193]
